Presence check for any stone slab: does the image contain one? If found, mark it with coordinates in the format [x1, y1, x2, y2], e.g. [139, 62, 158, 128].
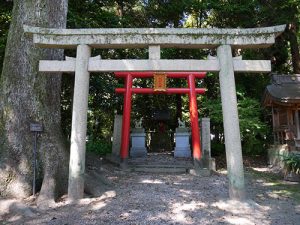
[132, 167, 188, 173]
[112, 115, 122, 157]
[201, 118, 211, 169]
[39, 59, 271, 73]
[24, 25, 285, 49]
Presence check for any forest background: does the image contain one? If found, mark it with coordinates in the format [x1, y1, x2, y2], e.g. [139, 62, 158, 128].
[1, 0, 300, 156]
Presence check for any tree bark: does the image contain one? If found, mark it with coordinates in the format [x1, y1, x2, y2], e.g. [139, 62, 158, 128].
[0, 0, 68, 207]
[287, 23, 300, 74]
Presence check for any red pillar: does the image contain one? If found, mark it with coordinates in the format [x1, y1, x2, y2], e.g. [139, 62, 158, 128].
[188, 74, 202, 161]
[120, 74, 132, 160]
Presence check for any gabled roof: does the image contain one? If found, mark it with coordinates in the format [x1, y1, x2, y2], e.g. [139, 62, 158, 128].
[263, 74, 300, 106]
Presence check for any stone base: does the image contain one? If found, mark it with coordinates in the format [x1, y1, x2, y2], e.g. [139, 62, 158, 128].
[130, 132, 147, 158]
[174, 147, 191, 157]
[130, 148, 148, 158]
[174, 131, 190, 158]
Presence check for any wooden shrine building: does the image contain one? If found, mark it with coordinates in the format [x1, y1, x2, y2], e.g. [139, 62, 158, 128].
[263, 74, 300, 150]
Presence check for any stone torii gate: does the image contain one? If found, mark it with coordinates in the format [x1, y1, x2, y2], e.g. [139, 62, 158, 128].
[24, 24, 285, 201]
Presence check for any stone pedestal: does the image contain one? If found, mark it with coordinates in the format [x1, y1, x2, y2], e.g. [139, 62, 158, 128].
[174, 128, 191, 158]
[130, 128, 147, 157]
[201, 118, 211, 169]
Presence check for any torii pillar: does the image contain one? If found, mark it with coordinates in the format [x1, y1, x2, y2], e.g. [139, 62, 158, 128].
[218, 45, 245, 199]
[68, 44, 91, 201]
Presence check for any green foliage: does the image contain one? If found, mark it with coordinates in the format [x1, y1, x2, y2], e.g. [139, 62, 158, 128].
[202, 85, 269, 155]
[237, 93, 269, 155]
[86, 139, 112, 156]
[0, 1, 13, 74]
[281, 153, 300, 174]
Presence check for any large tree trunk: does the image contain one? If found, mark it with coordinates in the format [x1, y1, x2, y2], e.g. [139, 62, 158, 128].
[0, 0, 68, 207]
[287, 22, 300, 74]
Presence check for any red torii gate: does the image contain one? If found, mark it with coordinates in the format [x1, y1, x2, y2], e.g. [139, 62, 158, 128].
[115, 72, 206, 163]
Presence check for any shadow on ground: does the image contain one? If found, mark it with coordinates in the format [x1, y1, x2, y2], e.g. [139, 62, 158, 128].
[1, 155, 300, 225]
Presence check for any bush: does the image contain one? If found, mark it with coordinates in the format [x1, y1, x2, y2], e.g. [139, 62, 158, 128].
[281, 153, 300, 174]
[86, 139, 112, 156]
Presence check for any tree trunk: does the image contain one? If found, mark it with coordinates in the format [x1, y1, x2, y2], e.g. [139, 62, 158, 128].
[0, 0, 68, 207]
[287, 23, 300, 74]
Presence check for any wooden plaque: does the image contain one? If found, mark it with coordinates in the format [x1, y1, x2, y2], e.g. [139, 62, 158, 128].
[154, 73, 167, 91]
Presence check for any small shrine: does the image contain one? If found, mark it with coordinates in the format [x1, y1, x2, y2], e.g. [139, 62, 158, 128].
[262, 74, 300, 150]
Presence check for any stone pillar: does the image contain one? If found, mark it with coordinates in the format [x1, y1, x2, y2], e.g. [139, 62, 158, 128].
[68, 44, 91, 201]
[112, 114, 123, 156]
[201, 118, 211, 168]
[217, 45, 246, 200]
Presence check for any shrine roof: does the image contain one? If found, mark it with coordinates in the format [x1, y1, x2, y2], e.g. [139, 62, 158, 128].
[263, 75, 300, 106]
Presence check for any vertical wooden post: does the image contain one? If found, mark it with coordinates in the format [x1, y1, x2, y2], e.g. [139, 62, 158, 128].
[68, 44, 91, 201]
[120, 74, 133, 162]
[188, 74, 202, 163]
[295, 109, 300, 139]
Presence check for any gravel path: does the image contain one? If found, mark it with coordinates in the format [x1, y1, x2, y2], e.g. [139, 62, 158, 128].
[1, 156, 300, 225]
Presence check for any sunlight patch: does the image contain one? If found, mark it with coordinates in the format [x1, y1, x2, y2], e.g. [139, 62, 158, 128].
[212, 200, 269, 214]
[252, 167, 270, 172]
[140, 179, 163, 184]
[225, 216, 255, 225]
[91, 201, 106, 210]
[170, 201, 206, 223]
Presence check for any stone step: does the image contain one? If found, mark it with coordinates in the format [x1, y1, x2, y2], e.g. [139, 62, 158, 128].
[130, 164, 192, 168]
[128, 163, 194, 173]
[130, 166, 189, 173]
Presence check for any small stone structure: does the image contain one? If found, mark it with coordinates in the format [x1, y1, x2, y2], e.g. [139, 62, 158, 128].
[174, 126, 191, 158]
[201, 118, 214, 169]
[130, 128, 147, 157]
[111, 115, 122, 157]
[130, 120, 147, 157]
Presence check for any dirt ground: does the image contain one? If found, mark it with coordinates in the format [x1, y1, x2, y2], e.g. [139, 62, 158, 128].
[1, 155, 300, 225]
